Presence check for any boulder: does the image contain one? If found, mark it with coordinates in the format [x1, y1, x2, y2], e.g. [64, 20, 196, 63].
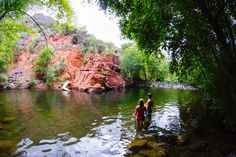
[128, 139, 149, 152]
[138, 148, 166, 157]
[73, 54, 126, 93]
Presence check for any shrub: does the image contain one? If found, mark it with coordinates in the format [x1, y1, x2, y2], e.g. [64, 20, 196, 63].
[0, 74, 8, 87]
[27, 76, 37, 89]
[45, 59, 66, 85]
[34, 45, 54, 80]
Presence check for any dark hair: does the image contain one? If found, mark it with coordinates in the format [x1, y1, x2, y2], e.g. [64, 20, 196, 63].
[147, 93, 152, 99]
[138, 99, 144, 107]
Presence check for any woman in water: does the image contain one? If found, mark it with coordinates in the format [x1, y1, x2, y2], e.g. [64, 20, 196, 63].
[134, 99, 146, 130]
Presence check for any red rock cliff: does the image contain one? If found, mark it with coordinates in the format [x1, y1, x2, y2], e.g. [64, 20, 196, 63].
[70, 54, 126, 93]
[7, 35, 126, 93]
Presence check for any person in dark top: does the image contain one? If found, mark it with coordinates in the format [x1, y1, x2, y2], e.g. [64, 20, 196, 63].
[144, 93, 154, 129]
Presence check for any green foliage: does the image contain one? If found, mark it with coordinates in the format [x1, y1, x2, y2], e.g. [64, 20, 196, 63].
[120, 44, 172, 81]
[45, 59, 66, 85]
[28, 76, 37, 89]
[98, 0, 236, 127]
[34, 46, 65, 85]
[0, 0, 73, 84]
[0, 19, 32, 72]
[74, 26, 117, 54]
[120, 46, 144, 80]
[34, 45, 54, 80]
[0, 0, 73, 22]
[0, 73, 8, 87]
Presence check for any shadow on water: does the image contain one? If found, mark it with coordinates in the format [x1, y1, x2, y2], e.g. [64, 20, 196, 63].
[0, 88, 195, 157]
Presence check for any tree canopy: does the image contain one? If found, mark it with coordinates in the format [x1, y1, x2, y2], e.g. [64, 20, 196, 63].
[0, 0, 73, 73]
[0, 0, 73, 21]
[96, 0, 236, 126]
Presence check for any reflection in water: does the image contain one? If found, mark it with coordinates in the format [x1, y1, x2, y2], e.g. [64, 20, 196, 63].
[0, 88, 194, 157]
[152, 102, 181, 134]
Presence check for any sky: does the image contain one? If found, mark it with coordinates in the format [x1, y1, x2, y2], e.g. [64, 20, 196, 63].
[69, 0, 128, 47]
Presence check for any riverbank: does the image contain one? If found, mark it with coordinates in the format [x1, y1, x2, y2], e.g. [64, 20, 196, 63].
[130, 81, 197, 90]
[151, 81, 197, 90]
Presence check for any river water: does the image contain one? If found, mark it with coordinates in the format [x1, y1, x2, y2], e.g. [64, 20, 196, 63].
[0, 88, 195, 157]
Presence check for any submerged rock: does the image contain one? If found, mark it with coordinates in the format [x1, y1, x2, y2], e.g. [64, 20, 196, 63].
[127, 139, 166, 157]
[128, 139, 148, 152]
[0, 140, 16, 151]
[157, 134, 178, 144]
[138, 148, 166, 157]
[0, 123, 3, 129]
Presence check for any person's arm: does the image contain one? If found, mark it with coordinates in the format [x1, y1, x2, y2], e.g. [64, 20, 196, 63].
[134, 106, 138, 117]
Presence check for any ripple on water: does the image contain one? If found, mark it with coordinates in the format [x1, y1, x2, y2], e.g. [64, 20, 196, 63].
[5, 88, 193, 157]
[152, 102, 181, 134]
[14, 116, 131, 157]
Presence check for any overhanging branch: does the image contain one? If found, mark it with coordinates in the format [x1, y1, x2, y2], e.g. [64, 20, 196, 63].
[19, 10, 48, 45]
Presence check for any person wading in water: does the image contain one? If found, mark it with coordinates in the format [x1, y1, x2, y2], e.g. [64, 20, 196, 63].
[144, 93, 154, 129]
[134, 99, 146, 130]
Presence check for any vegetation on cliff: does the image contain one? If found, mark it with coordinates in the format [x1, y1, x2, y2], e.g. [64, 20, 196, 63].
[0, 0, 73, 82]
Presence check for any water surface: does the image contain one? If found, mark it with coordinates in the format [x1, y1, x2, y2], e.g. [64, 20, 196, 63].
[0, 88, 195, 157]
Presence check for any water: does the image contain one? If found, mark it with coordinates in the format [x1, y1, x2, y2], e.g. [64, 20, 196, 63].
[0, 88, 195, 157]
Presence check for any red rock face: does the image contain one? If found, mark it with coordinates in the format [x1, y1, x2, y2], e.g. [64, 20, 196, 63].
[8, 34, 126, 93]
[71, 54, 126, 93]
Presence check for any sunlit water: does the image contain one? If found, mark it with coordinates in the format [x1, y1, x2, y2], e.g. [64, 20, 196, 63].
[0, 88, 195, 157]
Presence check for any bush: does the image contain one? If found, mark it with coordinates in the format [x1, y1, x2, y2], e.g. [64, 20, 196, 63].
[34, 45, 54, 80]
[0, 74, 8, 87]
[27, 76, 37, 89]
[45, 59, 65, 85]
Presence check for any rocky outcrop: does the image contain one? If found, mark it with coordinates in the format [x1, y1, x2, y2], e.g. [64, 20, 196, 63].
[6, 34, 126, 93]
[69, 54, 126, 93]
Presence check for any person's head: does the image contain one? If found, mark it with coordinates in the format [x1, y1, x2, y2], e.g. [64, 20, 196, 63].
[138, 99, 144, 107]
[147, 93, 152, 99]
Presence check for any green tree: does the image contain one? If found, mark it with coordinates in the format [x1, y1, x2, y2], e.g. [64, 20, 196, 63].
[0, 0, 73, 22]
[0, 19, 32, 72]
[121, 44, 171, 81]
[120, 46, 144, 80]
[74, 26, 118, 54]
[97, 0, 236, 126]
[0, 0, 73, 74]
